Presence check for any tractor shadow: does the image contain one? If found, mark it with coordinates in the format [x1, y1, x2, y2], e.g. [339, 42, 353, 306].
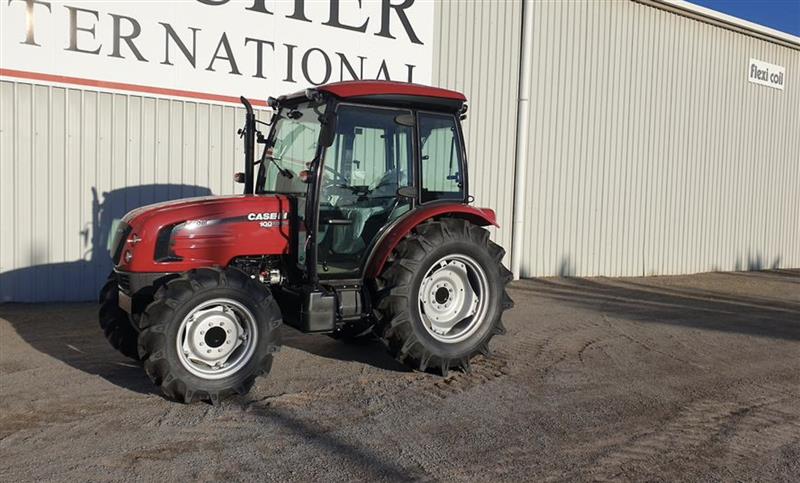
[280, 327, 411, 373]
[0, 184, 213, 395]
[245, 405, 426, 480]
[0, 302, 158, 396]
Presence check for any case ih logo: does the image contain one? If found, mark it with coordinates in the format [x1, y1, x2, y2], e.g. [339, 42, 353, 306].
[248, 212, 288, 228]
[247, 212, 288, 221]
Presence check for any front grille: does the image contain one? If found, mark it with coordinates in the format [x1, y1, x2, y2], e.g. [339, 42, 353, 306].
[117, 272, 132, 294]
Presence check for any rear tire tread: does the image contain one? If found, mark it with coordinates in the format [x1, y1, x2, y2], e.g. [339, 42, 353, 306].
[374, 218, 514, 375]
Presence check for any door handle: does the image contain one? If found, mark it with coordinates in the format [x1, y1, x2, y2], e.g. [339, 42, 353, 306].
[323, 219, 353, 226]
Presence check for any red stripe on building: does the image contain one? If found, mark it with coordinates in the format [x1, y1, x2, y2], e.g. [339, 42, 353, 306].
[0, 68, 268, 107]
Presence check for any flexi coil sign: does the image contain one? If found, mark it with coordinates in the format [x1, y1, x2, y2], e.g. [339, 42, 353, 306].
[748, 58, 786, 90]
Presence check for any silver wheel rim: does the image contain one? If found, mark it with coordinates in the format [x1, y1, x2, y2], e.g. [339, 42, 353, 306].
[418, 254, 490, 344]
[176, 298, 258, 380]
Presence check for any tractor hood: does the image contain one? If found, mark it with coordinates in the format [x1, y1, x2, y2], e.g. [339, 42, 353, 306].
[122, 194, 281, 225]
[115, 194, 292, 273]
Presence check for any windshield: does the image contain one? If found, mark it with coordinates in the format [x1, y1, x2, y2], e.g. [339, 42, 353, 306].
[258, 101, 325, 194]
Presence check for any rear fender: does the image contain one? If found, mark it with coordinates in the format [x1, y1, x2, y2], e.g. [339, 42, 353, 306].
[364, 202, 498, 278]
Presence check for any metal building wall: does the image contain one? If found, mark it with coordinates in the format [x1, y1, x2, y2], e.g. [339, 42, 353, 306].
[0, 83, 268, 301]
[519, 0, 799, 277]
[2, 0, 798, 301]
[0, 0, 523, 302]
[432, 0, 523, 253]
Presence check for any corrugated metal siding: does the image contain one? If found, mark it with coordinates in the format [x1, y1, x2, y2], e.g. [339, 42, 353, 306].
[2, 0, 798, 301]
[0, 83, 268, 301]
[432, 0, 523, 253]
[1, 0, 522, 302]
[519, 0, 799, 277]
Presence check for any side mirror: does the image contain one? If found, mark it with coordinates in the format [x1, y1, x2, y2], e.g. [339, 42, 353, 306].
[234, 172, 245, 184]
[397, 186, 417, 199]
[319, 111, 337, 147]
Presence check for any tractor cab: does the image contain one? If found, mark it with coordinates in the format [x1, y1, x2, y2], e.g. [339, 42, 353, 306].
[253, 82, 468, 277]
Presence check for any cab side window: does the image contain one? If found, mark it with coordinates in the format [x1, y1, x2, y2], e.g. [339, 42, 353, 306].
[418, 113, 465, 203]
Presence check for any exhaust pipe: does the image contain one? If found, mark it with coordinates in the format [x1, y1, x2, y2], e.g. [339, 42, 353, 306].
[240, 96, 256, 195]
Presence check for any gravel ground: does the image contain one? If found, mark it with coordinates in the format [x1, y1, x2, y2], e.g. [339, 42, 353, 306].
[1, 270, 798, 482]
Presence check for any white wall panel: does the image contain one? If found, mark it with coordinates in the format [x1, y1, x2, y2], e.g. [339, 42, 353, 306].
[432, 0, 523, 254]
[519, 0, 799, 277]
[0, 84, 255, 301]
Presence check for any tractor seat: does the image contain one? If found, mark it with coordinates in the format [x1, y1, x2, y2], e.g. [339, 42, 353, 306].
[328, 205, 386, 255]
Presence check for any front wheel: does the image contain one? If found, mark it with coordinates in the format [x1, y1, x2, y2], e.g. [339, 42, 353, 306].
[138, 268, 281, 404]
[374, 218, 514, 375]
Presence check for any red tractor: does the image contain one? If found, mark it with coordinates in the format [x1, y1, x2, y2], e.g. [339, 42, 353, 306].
[100, 81, 513, 403]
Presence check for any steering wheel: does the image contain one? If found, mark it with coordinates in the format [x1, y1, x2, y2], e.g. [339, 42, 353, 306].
[322, 163, 346, 182]
[321, 164, 376, 199]
[318, 165, 358, 206]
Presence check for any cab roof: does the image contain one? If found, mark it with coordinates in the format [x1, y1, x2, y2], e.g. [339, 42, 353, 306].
[277, 80, 467, 113]
[318, 81, 466, 102]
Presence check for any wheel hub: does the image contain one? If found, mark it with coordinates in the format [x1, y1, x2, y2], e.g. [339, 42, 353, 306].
[418, 258, 482, 339]
[204, 326, 227, 348]
[435, 287, 450, 304]
[179, 302, 251, 376]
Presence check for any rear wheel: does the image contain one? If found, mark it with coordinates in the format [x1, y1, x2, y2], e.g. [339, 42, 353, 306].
[374, 218, 514, 375]
[138, 267, 281, 404]
[98, 275, 140, 361]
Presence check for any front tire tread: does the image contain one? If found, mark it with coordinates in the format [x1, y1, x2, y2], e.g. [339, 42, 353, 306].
[138, 267, 280, 404]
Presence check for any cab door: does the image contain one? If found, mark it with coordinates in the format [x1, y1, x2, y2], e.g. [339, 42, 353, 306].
[316, 104, 415, 279]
